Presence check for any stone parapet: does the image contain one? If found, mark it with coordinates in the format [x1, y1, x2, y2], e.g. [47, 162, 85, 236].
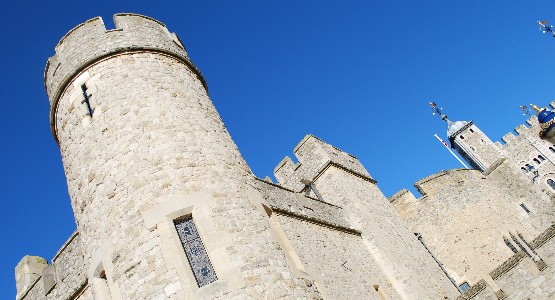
[45, 13, 205, 144]
[255, 178, 356, 232]
[274, 134, 373, 192]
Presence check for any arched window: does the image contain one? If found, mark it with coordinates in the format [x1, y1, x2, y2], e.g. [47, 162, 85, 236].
[547, 179, 555, 191]
[533, 158, 540, 165]
[538, 155, 546, 162]
[550, 147, 555, 154]
[521, 167, 528, 173]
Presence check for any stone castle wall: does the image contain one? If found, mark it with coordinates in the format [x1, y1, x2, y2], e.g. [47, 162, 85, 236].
[39, 14, 323, 299]
[274, 135, 460, 299]
[390, 159, 554, 286]
[457, 225, 555, 300]
[17, 13, 555, 300]
[496, 101, 555, 194]
[17, 232, 88, 300]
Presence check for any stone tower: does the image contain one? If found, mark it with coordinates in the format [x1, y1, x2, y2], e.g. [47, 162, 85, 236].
[43, 14, 320, 299]
[448, 120, 504, 172]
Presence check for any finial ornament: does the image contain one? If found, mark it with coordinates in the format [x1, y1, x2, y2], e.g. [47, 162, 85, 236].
[429, 101, 449, 122]
[530, 104, 542, 112]
[538, 20, 555, 37]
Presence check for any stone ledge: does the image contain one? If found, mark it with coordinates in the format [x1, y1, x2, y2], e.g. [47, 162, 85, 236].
[489, 252, 527, 280]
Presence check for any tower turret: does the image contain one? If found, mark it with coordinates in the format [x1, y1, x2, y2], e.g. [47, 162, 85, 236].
[448, 120, 504, 172]
[44, 14, 320, 299]
[429, 102, 503, 172]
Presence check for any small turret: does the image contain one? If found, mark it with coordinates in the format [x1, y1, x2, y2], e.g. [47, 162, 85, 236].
[430, 102, 503, 172]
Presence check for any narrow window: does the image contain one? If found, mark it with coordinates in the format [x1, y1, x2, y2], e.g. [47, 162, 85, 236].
[519, 203, 530, 213]
[503, 237, 518, 254]
[459, 282, 470, 292]
[174, 217, 217, 287]
[551, 147, 555, 153]
[521, 167, 528, 173]
[547, 179, 555, 190]
[460, 135, 464, 139]
[81, 84, 94, 116]
[533, 158, 540, 165]
[469, 128, 474, 133]
[538, 155, 546, 162]
[511, 233, 531, 257]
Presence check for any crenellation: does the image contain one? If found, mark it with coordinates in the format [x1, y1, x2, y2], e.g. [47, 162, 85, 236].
[18, 13, 555, 300]
[274, 135, 372, 192]
[501, 132, 516, 144]
[514, 124, 528, 135]
[45, 13, 205, 145]
[526, 115, 538, 127]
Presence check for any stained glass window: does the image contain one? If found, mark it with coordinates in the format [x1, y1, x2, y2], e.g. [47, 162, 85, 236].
[174, 217, 217, 287]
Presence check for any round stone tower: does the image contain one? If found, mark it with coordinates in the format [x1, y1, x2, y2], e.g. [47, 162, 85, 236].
[45, 14, 319, 299]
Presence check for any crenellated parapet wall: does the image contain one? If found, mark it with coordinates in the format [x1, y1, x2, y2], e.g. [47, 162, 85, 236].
[495, 101, 555, 192]
[45, 13, 206, 144]
[274, 134, 373, 192]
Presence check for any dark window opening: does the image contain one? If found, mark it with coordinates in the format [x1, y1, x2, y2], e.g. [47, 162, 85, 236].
[504, 237, 518, 254]
[547, 179, 555, 190]
[520, 203, 530, 213]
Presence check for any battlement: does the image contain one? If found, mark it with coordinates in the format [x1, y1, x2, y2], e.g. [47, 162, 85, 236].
[274, 134, 372, 191]
[45, 13, 206, 142]
[499, 114, 542, 145]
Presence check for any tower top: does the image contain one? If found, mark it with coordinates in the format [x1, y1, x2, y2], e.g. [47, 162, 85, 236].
[429, 102, 470, 138]
[45, 13, 207, 144]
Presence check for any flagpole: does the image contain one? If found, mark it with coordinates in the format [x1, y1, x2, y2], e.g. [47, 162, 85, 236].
[434, 134, 469, 169]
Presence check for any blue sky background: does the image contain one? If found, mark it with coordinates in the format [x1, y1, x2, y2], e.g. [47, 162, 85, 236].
[1, 1, 555, 297]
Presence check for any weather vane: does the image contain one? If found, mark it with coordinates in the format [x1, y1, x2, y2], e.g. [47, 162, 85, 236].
[520, 105, 533, 116]
[429, 101, 448, 121]
[538, 20, 555, 37]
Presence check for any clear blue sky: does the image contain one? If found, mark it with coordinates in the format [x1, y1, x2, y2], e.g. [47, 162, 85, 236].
[1, 1, 554, 297]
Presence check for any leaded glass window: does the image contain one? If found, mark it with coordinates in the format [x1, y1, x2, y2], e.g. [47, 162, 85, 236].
[174, 217, 217, 287]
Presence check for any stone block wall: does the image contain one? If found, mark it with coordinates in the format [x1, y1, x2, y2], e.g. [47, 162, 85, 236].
[17, 232, 88, 300]
[273, 135, 460, 299]
[390, 160, 554, 287]
[457, 225, 555, 300]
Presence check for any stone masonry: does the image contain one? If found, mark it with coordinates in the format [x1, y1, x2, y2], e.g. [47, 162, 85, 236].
[15, 13, 555, 300]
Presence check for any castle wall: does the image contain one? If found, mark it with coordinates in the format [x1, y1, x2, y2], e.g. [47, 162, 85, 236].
[456, 226, 555, 300]
[497, 102, 555, 194]
[18, 232, 87, 300]
[42, 14, 323, 299]
[275, 213, 399, 299]
[492, 227, 555, 299]
[392, 159, 554, 286]
[274, 135, 460, 299]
